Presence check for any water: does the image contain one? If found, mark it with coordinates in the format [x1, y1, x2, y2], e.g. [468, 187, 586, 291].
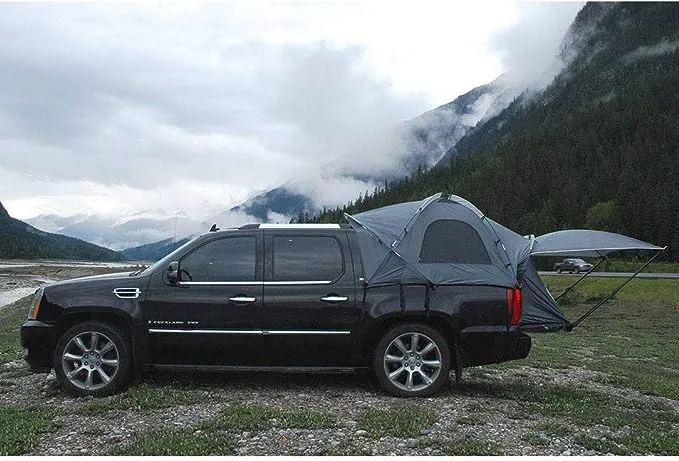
[0, 260, 136, 269]
[0, 286, 37, 309]
[0, 275, 55, 309]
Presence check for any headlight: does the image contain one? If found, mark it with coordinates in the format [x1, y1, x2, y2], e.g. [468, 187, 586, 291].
[28, 287, 44, 320]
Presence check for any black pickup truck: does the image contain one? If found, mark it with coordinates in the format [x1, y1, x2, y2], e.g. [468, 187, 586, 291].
[21, 223, 531, 398]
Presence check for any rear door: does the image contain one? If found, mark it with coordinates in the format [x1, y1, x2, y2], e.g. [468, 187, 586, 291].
[261, 230, 359, 366]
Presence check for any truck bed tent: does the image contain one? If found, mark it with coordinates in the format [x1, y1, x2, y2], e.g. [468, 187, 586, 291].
[345, 193, 664, 332]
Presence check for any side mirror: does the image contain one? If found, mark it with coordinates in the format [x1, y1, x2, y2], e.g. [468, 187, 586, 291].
[167, 261, 179, 284]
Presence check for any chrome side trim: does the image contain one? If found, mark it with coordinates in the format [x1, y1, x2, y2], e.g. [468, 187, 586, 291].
[148, 329, 351, 335]
[113, 288, 141, 299]
[177, 281, 261, 286]
[177, 281, 333, 286]
[264, 330, 351, 335]
[148, 329, 262, 334]
[265, 281, 333, 285]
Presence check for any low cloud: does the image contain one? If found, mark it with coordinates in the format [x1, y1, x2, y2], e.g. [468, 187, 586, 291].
[489, 2, 583, 93]
[622, 38, 679, 64]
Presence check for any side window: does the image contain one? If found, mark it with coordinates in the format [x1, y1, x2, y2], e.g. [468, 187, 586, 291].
[419, 219, 491, 264]
[273, 236, 343, 281]
[180, 237, 256, 282]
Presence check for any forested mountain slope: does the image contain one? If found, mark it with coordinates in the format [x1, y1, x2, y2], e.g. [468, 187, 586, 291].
[0, 202, 122, 261]
[307, 2, 679, 259]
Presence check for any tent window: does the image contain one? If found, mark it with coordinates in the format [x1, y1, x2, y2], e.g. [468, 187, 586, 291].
[419, 219, 491, 264]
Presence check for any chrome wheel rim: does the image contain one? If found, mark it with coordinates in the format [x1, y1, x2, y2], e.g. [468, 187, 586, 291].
[61, 331, 119, 391]
[383, 332, 442, 392]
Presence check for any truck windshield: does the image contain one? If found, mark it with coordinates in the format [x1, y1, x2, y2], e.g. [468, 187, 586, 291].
[137, 237, 199, 276]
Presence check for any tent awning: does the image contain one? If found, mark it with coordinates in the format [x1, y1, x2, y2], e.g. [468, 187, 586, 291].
[531, 229, 663, 257]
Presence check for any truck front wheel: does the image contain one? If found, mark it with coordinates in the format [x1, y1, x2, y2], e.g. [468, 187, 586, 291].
[53, 321, 132, 397]
[374, 323, 451, 397]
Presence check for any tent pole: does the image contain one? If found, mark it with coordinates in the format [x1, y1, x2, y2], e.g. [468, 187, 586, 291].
[567, 248, 666, 331]
[344, 213, 437, 289]
[555, 255, 607, 301]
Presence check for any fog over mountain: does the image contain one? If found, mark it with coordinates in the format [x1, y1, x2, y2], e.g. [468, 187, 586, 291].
[3, 2, 582, 250]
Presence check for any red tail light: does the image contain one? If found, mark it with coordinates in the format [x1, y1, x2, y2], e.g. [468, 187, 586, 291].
[506, 287, 522, 326]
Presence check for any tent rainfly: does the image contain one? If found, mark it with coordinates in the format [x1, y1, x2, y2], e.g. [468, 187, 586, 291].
[345, 193, 665, 332]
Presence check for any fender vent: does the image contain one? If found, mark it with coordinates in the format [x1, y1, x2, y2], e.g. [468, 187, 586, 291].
[113, 288, 141, 299]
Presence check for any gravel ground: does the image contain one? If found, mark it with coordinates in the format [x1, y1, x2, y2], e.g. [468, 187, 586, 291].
[1, 362, 675, 456]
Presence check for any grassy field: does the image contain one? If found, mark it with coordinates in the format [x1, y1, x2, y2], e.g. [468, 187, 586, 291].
[0, 275, 677, 455]
[515, 276, 679, 399]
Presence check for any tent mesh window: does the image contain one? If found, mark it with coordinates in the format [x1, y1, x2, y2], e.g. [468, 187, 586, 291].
[419, 219, 492, 264]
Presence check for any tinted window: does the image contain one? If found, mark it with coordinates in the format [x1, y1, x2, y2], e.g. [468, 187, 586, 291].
[180, 237, 256, 282]
[419, 219, 491, 264]
[273, 236, 343, 281]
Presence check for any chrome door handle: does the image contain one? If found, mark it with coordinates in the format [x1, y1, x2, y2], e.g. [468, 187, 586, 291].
[228, 296, 257, 303]
[320, 295, 348, 303]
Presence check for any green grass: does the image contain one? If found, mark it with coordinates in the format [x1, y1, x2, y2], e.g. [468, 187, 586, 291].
[113, 404, 336, 455]
[203, 404, 336, 432]
[0, 405, 56, 455]
[0, 295, 31, 366]
[521, 432, 551, 446]
[459, 381, 679, 455]
[438, 439, 505, 455]
[531, 421, 572, 437]
[112, 428, 235, 456]
[576, 435, 630, 455]
[456, 414, 485, 426]
[358, 406, 436, 438]
[499, 277, 679, 400]
[78, 380, 207, 415]
[597, 259, 679, 274]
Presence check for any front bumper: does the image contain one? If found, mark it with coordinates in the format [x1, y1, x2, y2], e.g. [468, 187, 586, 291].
[458, 330, 531, 367]
[20, 320, 54, 373]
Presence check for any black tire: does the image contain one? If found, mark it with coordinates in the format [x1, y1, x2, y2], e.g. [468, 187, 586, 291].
[373, 323, 451, 398]
[557, 268, 562, 274]
[53, 321, 132, 397]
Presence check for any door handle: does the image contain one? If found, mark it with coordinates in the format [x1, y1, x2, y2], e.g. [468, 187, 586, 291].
[320, 295, 349, 303]
[228, 296, 257, 304]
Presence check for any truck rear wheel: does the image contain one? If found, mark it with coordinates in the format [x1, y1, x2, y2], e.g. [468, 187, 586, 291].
[53, 321, 131, 397]
[374, 323, 451, 397]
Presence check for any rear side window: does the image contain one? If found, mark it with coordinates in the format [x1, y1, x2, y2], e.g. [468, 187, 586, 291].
[273, 236, 343, 281]
[180, 237, 256, 282]
[419, 219, 491, 264]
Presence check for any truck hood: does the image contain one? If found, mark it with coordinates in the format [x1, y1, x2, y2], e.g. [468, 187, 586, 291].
[45, 271, 142, 289]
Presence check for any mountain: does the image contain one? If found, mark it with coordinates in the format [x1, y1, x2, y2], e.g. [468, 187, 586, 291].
[26, 213, 202, 251]
[227, 76, 518, 222]
[227, 186, 315, 223]
[121, 237, 191, 262]
[27, 75, 517, 248]
[0, 202, 122, 261]
[306, 2, 679, 259]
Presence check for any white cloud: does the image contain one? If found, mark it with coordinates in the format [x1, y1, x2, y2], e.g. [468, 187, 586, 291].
[0, 2, 583, 223]
[489, 2, 584, 92]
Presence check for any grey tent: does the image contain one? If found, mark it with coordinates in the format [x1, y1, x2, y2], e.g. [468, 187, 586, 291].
[346, 193, 664, 332]
[345, 193, 569, 331]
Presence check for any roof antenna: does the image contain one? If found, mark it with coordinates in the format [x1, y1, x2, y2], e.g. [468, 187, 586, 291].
[209, 223, 219, 232]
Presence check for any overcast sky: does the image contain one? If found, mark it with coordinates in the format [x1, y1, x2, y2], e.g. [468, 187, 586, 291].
[0, 1, 582, 221]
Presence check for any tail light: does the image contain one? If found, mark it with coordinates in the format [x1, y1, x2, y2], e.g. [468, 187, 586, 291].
[506, 287, 522, 326]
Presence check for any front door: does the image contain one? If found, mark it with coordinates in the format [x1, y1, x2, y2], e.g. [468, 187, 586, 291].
[143, 232, 267, 366]
[261, 231, 359, 367]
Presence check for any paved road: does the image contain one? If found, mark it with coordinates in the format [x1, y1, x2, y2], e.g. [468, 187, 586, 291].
[538, 271, 679, 279]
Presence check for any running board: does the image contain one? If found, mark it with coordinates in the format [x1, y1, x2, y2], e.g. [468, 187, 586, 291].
[146, 364, 369, 374]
